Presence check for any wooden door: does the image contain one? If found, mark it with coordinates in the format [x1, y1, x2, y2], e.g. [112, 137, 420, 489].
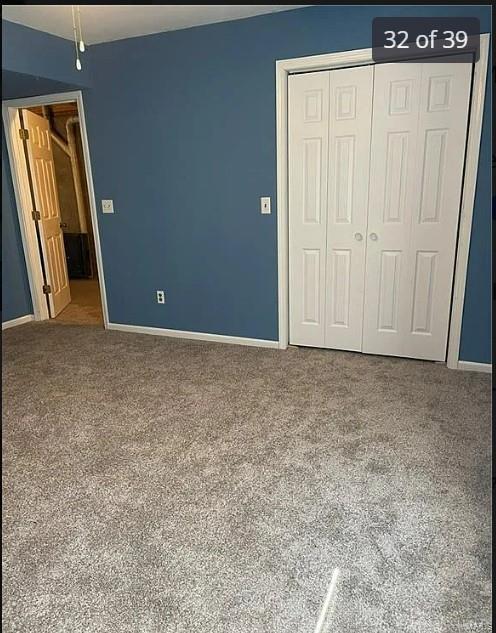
[22, 109, 71, 317]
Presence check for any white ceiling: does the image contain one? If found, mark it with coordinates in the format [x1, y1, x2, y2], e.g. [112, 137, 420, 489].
[2, 5, 306, 45]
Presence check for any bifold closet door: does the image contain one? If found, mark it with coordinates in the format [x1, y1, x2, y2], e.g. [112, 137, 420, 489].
[362, 60, 472, 361]
[288, 66, 373, 349]
[288, 71, 329, 347]
[325, 66, 373, 350]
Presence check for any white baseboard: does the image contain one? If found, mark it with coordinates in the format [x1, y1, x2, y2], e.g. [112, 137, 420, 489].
[107, 322, 280, 349]
[457, 360, 492, 373]
[2, 314, 34, 330]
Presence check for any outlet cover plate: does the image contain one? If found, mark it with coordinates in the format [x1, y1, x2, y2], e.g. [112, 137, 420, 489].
[156, 290, 165, 304]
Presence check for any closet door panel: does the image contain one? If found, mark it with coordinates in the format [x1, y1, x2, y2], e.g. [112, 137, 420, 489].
[324, 65, 374, 351]
[403, 60, 472, 360]
[289, 71, 330, 347]
[363, 60, 472, 360]
[362, 63, 422, 357]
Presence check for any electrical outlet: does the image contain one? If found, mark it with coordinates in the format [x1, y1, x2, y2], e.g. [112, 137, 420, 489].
[156, 290, 165, 304]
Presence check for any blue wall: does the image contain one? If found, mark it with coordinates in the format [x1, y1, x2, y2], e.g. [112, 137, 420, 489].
[2, 69, 83, 100]
[2, 132, 32, 321]
[2, 7, 492, 362]
[2, 20, 92, 87]
[458, 74, 492, 363]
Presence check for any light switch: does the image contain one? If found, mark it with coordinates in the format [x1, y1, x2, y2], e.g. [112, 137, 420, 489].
[260, 197, 271, 214]
[102, 199, 114, 214]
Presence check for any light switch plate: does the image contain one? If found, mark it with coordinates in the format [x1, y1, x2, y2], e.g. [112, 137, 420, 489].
[260, 197, 271, 214]
[102, 199, 114, 214]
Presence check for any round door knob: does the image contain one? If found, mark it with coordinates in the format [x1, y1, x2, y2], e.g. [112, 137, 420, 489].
[370, 232, 378, 241]
[354, 232, 363, 241]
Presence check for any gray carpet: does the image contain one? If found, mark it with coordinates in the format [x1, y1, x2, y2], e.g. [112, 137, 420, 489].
[2, 322, 491, 633]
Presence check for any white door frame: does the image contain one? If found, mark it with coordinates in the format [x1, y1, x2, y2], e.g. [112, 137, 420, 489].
[275, 34, 490, 369]
[2, 90, 109, 327]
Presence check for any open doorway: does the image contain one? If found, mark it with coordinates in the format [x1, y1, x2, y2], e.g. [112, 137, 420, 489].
[26, 102, 102, 325]
[3, 92, 107, 327]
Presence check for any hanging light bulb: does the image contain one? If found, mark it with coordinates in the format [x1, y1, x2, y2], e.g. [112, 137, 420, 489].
[72, 5, 82, 70]
[77, 6, 85, 52]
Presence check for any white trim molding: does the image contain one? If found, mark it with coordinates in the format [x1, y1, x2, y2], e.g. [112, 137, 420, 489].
[2, 91, 109, 328]
[275, 35, 490, 368]
[2, 314, 34, 330]
[107, 322, 280, 349]
[457, 361, 492, 374]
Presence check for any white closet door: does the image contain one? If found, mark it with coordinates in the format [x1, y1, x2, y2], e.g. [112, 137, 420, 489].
[289, 71, 330, 347]
[362, 60, 472, 361]
[324, 65, 373, 351]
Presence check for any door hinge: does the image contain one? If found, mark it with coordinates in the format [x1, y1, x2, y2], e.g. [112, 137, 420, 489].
[32, 210, 41, 221]
[19, 128, 29, 140]
[42, 284, 51, 295]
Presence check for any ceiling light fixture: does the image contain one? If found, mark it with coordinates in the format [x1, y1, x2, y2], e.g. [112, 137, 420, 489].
[71, 5, 85, 70]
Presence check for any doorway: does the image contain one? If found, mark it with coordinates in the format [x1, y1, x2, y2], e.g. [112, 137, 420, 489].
[3, 91, 108, 327]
